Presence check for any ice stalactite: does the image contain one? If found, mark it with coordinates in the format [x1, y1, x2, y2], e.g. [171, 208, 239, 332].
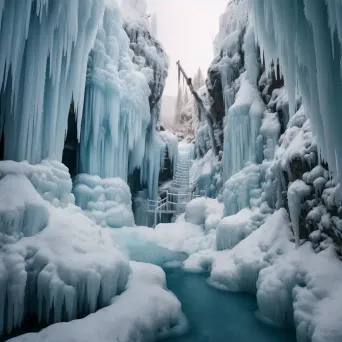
[249, 0, 342, 192]
[223, 74, 264, 181]
[138, 110, 166, 200]
[288, 180, 311, 247]
[79, 5, 151, 181]
[0, 0, 105, 163]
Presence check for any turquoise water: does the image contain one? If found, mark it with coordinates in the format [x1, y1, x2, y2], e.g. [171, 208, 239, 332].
[113, 232, 296, 342]
[164, 268, 296, 342]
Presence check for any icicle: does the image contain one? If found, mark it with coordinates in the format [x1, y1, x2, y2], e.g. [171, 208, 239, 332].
[0, 0, 106, 164]
[249, 0, 342, 195]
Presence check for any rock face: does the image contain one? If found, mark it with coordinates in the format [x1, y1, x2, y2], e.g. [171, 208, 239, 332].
[62, 104, 78, 178]
[124, 21, 169, 115]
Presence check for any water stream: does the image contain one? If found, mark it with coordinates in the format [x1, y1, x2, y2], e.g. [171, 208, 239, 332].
[163, 267, 296, 342]
[112, 231, 296, 342]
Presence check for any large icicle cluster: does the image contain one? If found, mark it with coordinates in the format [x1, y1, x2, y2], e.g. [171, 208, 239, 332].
[0, 0, 169, 200]
[223, 75, 264, 180]
[249, 0, 342, 190]
[0, 0, 105, 163]
[79, 4, 151, 180]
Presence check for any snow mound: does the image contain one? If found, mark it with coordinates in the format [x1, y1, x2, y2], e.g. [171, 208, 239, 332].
[0, 160, 74, 207]
[185, 197, 224, 232]
[210, 209, 292, 293]
[73, 174, 134, 228]
[8, 262, 188, 342]
[0, 175, 49, 237]
[216, 207, 263, 250]
[0, 175, 129, 334]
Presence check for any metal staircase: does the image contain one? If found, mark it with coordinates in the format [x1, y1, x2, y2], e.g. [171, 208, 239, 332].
[146, 147, 194, 227]
[172, 149, 191, 189]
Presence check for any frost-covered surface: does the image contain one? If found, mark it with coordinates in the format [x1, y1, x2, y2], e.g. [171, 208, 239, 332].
[174, 85, 209, 144]
[8, 262, 188, 342]
[185, 197, 223, 234]
[216, 207, 264, 250]
[73, 174, 135, 228]
[0, 175, 129, 334]
[110, 203, 222, 264]
[214, 0, 248, 55]
[0, 175, 49, 238]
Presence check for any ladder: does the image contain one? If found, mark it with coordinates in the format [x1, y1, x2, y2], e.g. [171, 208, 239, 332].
[172, 149, 190, 188]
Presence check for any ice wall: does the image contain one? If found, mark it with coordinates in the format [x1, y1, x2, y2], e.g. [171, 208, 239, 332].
[0, 0, 169, 200]
[223, 75, 264, 181]
[79, 3, 169, 198]
[249, 0, 342, 191]
[79, 5, 151, 181]
[0, 0, 105, 163]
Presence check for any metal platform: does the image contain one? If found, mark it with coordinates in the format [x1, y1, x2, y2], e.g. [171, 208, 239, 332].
[146, 189, 194, 227]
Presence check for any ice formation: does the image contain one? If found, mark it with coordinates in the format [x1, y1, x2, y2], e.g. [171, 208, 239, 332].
[79, 5, 152, 180]
[0, 175, 49, 237]
[288, 180, 311, 247]
[8, 262, 188, 342]
[0, 0, 169, 200]
[0, 0, 105, 163]
[216, 207, 262, 250]
[159, 130, 178, 168]
[223, 74, 264, 181]
[0, 159, 134, 334]
[0, 180, 129, 334]
[190, 150, 222, 198]
[0, 160, 75, 207]
[73, 174, 135, 228]
[249, 0, 342, 190]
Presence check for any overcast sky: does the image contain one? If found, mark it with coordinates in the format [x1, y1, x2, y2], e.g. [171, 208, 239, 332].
[145, 0, 227, 97]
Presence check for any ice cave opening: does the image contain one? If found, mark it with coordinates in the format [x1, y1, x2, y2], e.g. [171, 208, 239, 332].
[1, 0, 342, 341]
